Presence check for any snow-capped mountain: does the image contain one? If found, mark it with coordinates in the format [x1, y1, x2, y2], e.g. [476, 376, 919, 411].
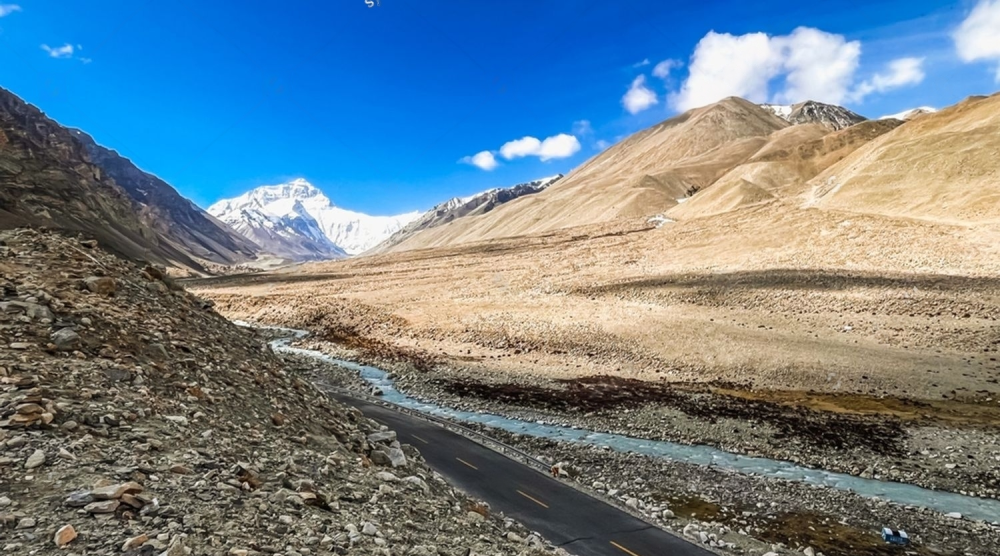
[373, 174, 563, 252]
[879, 106, 937, 121]
[208, 179, 421, 261]
[760, 101, 867, 130]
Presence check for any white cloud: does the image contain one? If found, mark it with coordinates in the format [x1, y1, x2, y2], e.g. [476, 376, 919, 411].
[460, 151, 499, 171]
[41, 43, 75, 59]
[633, 58, 651, 68]
[670, 31, 783, 111]
[849, 57, 926, 102]
[499, 134, 581, 161]
[499, 136, 542, 160]
[652, 59, 681, 79]
[465, 130, 582, 171]
[0, 4, 21, 17]
[772, 27, 861, 105]
[622, 75, 658, 114]
[594, 139, 611, 150]
[536, 134, 581, 161]
[669, 28, 865, 111]
[954, 0, 1000, 81]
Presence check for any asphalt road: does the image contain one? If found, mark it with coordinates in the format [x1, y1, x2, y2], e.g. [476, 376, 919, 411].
[329, 392, 717, 556]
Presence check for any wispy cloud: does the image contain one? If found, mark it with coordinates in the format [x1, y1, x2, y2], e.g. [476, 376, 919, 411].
[632, 58, 651, 68]
[459, 151, 499, 171]
[622, 75, 658, 114]
[41, 43, 75, 59]
[572, 120, 594, 136]
[0, 4, 21, 17]
[652, 59, 681, 79]
[954, 0, 1000, 81]
[849, 57, 926, 102]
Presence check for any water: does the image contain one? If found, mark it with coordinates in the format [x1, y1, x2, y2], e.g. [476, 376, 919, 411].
[251, 322, 1000, 523]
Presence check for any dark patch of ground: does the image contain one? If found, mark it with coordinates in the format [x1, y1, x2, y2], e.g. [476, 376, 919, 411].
[432, 375, 906, 454]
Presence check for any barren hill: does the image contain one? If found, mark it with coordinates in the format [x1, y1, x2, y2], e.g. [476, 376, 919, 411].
[385, 97, 790, 252]
[810, 92, 1000, 225]
[669, 119, 901, 220]
[0, 87, 262, 273]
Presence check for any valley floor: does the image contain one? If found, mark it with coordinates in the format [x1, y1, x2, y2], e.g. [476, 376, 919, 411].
[190, 204, 1000, 550]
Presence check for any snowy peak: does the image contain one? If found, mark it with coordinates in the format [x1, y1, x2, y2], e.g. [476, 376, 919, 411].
[208, 178, 421, 261]
[879, 106, 937, 121]
[760, 101, 867, 131]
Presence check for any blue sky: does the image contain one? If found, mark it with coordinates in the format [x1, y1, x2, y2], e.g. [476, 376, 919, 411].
[2, 1, 999, 214]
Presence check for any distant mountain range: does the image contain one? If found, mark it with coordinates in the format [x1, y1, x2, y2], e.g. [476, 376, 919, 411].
[208, 179, 421, 261]
[5, 81, 994, 271]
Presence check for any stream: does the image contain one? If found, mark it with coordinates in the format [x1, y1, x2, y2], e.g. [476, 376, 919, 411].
[250, 322, 1000, 523]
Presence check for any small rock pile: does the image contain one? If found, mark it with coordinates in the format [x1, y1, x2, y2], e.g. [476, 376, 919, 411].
[0, 228, 554, 556]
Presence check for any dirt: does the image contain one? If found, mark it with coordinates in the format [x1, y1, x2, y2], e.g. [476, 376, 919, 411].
[432, 375, 906, 454]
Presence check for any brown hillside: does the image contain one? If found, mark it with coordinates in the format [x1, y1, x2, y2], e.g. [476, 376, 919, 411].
[384, 97, 789, 252]
[669, 119, 901, 220]
[810, 93, 1000, 224]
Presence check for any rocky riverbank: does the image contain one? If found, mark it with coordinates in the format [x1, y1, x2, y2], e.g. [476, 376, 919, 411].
[280, 335, 1000, 504]
[0, 229, 556, 556]
[290, 336, 1000, 556]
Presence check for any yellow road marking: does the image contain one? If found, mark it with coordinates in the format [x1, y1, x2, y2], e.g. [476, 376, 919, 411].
[516, 489, 549, 508]
[456, 457, 478, 470]
[411, 434, 430, 444]
[610, 541, 642, 556]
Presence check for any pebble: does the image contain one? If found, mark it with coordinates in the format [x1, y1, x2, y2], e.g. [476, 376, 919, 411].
[53, 525, 77, 547]
[24, 449, 45, 469]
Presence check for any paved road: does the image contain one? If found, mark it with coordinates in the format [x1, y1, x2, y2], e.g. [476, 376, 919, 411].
[329, 392, 717, 556]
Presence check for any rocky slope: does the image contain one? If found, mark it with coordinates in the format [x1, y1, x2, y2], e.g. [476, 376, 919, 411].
[69, 129, 262, 267]
[0, 87, 265, 274]
[760, 101, 867, 131]
[374, 175, 562, 253]
[209, 179, 421, 260]
[0, 228, 551, 556]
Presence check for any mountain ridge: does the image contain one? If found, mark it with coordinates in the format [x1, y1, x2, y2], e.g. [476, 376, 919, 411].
[373, 174, 563, 253]
[0, 86, 255, 274]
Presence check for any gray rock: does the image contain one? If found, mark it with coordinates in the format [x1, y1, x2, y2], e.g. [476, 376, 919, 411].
[371, 447, 407, 468]
[367, 431, 397, 444]
[84, 499, 120, 514]
[50, 328, 80, 350]
[64, 491, 95, 507]
[24, 449, 45, 469]
[402, 476, 429, 493]
[361, 522, 378, 536]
